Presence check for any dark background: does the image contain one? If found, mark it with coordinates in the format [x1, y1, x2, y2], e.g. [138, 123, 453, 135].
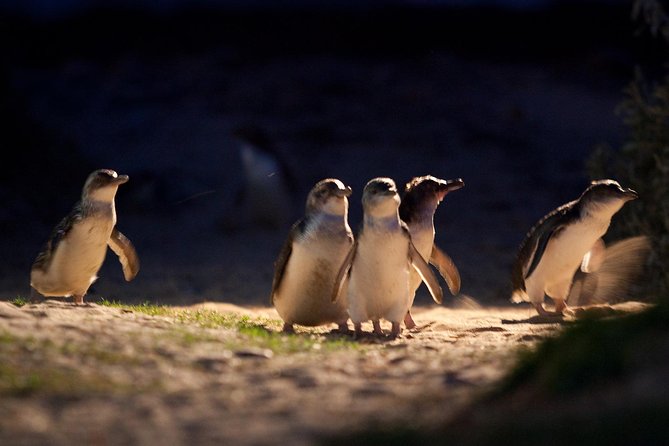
[0, 0, 660, 306]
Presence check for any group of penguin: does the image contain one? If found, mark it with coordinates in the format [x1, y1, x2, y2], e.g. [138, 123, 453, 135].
[28, 163, 639, 338]
[272, 175, 463, 337]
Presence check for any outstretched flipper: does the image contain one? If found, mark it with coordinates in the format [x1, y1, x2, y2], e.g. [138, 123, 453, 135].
[581, 238, 606, 273]
[331, 241, 357, 303]
[568, 235, 651, 306]
[409, 240, 444, 304]
[430, 244, 461, 296]
[108, 228, 140, 281]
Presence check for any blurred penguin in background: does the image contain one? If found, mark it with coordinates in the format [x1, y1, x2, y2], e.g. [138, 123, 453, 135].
[224, 125, 299, 231]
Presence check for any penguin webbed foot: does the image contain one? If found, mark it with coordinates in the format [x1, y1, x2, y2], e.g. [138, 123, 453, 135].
[533, 302, 566, 318]
[389, 322, 402, 339]
[353, 323, 364, 340]
[403, 311, 417, 330]
[332, 322, 352, 335]
[372, 320, 384, 336]
[282, 322, 295, 333]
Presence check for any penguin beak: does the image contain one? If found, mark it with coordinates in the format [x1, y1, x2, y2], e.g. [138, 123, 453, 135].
[335, 186, 352, 198]
[114, 175, 129, 185]
[436, 178, 464, 200]
[624, 188, 638, 200]
[445, 178, 465, 192]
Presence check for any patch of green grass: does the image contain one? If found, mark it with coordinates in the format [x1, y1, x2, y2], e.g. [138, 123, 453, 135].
[235, 325, 360, 354]
[98, 299, 361, 354]
[9, 296, 28, 307]
[99, 298, 175, 317]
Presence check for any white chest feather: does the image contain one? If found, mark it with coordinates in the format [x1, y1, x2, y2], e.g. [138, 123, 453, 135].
[274, 237, 350, 326]
[32, 216, 114, 296]
[529, 216, 611, 289]
[347, 230, 411, 323]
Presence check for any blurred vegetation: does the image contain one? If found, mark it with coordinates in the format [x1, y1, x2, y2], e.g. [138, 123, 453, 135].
[588, 0, 669, 299]
[497, 302, 669, 396]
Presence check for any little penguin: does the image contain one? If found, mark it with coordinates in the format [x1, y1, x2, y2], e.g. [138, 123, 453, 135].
[511, 179, 638, 316]
[30, 169, 140, 304]
[332, 177, 443, 338]
[399, 175, 464, 329]
[231, 125, 297, 230]
[271, 178, 354, 333]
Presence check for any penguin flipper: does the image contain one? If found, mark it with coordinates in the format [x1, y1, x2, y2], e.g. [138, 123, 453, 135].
[430, 244, 461, 295]
[270, 221, 302, 304]
[409, 239, 444, 304]
[581, 238, 606, 273]
[331, 241, 357, 303]
[525, 223, 565, 280]
[571, 235, 651, 305]
[32, 203, 83, 271]
[108, 228, 140, 281]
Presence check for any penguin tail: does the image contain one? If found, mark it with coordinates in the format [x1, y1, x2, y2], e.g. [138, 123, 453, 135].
[511, 289, 529, 303]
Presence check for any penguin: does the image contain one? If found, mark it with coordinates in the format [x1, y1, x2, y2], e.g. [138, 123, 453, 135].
[271, 178, 354, 333]
[332, 177, 443, 338]
[511, 179, 638, 316]
[399, 175, 464, 329]
[30, 169, 139, 304]
[230, 125, 297, 231]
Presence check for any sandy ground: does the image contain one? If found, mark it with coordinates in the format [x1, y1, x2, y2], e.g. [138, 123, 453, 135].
[0, 298, 650, 446]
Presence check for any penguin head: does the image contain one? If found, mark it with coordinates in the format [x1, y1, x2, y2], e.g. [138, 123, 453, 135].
[82, 169, 128, 202]
[399, 176, 464, 223]
[580, 179, 638, 215]
[362, 177, 400, 217]
[306, 178, 352, 216]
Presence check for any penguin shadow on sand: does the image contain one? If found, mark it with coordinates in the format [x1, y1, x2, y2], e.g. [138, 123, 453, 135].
[217, 125, 302, 233]
[504, 180, 650, 325]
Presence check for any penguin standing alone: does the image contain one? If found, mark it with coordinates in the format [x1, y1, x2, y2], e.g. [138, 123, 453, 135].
[332, 177, 443, 338]
[399, 175, 464, 329]
[511, 179, 638, 316]
[271, 179, 354, 333]
[30, 169, 139, 304]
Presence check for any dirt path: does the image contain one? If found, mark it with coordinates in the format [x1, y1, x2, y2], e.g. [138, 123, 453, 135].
[0, 299, 577, 446]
